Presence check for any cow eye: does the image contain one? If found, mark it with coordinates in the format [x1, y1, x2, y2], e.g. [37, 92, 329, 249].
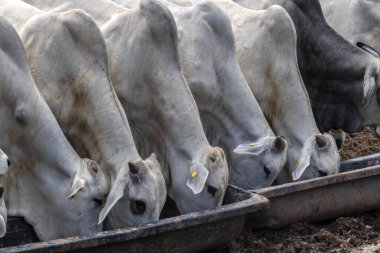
[131, 200, 146, 215]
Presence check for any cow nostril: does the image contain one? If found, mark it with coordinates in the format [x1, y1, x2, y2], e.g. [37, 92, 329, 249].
[207, 186, 217, 197]
[93, 198, 103, 206]
[7, 160, 10, 167]
[264, 165, 271, 177]
[318, 170, 328, 177]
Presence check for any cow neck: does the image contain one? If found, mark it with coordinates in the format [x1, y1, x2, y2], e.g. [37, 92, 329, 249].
[171, 4, 273, 151]
[221, 1, 320, 147]
[8, 3, 141, 180]
[290, 4, 373, 132]
[4, 69, 81, 182]
[64, 69, 141, 176]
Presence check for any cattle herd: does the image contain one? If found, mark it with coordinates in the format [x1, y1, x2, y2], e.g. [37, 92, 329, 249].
[0, 0, 376, 245]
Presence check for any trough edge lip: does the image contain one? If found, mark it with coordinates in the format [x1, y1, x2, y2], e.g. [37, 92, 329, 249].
[0, 185, 269, 253]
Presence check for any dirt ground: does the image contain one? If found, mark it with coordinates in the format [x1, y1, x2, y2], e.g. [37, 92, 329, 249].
[232, 128, 380, 253]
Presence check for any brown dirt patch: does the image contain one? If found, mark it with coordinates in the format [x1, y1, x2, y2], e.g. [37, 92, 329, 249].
[339, 127, 380, 160]
[231, 212, 380, 253]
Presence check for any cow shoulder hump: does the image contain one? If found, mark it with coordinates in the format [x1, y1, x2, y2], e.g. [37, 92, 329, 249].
[194, 1, 235, 46]
[139, 0, 178, 48]
[56, 9, 108, 73]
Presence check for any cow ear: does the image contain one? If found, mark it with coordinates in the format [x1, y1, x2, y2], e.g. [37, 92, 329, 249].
[98, 170, 129, 224]
[357, 42, 380, 58]
[233, 136, 271, 156]
[0, 150, 9, 175]
[68, 160, 101, 199]
[362, 73, 377, 108]
[67, 177, 85, 200]
[292, 153, 311, 180]
[186, 162, 209, 194]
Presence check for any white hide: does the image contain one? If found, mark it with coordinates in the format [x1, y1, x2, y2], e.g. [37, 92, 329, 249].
[202, 0, 340, 182]
[24, 0, 229, 214]
[0, 16, 108, 241]
[116, 0, 288, 189]
[0, 0, 167, 230]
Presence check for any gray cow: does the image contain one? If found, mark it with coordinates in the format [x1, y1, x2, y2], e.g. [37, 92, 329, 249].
[25, 0, 230, 214]
[235, 0, 380, 141]
[0, 16, 108, 241]
[0, 0, 167, 230]
[141, 0, 288, 188]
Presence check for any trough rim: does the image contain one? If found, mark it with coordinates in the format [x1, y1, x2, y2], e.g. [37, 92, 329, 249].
[0, 185, 269, 252]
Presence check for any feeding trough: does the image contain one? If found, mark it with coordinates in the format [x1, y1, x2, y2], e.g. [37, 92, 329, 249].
[247, 153, 380, 230]
[0, 185, 268, 253]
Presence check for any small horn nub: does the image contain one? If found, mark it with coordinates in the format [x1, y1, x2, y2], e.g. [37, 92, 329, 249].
[209, 152, 218, 163]
[128, 162, 140, 175]
[316, 135, 328, 148]
[273, 136, 286, 151]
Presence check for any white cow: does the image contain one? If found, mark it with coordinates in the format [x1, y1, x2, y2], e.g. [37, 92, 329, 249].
[321, 0, 380, 55]
[0, 17, 108, 240]
[0, 150, 10, 238]
[194, 0, 340, 182]
[116, 0, 288, 188]
[0, 0, 167, 230]
[25, 0, 229, 213]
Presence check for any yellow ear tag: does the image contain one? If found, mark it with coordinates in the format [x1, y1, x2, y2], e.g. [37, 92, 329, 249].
[296, 159, 300, 167]
[191, 171, 197, 178]
[249, 143, 255, 148]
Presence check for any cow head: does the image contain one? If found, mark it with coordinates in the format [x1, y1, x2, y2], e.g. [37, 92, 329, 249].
[99, 153, 166, 230]
[292, 133, 340, 180]
[231, 136, 288, 188]
[66, 158, 109, 234]
[172, 147, 228, 214]
[0, 149, 9, 238]
[354, 42, 380, 137]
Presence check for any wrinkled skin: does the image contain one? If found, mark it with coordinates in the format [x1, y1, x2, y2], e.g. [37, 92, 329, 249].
[202, 0, 339, 183]
[0, 0, 167, 230]
[25, 0, 229, 213]
[131, 0, 288, 189]
[0, 149, 10, 238]
[235, 0, 380, 141]
[0, 16, 108, 241]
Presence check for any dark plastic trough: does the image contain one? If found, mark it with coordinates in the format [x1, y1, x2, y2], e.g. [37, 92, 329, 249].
[247, 153, 380, 230]
[0, 185, 269, 253]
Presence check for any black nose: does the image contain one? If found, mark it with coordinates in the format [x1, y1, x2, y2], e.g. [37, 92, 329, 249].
[7, 159, 10, 167]
[264, 165, 271, 177]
